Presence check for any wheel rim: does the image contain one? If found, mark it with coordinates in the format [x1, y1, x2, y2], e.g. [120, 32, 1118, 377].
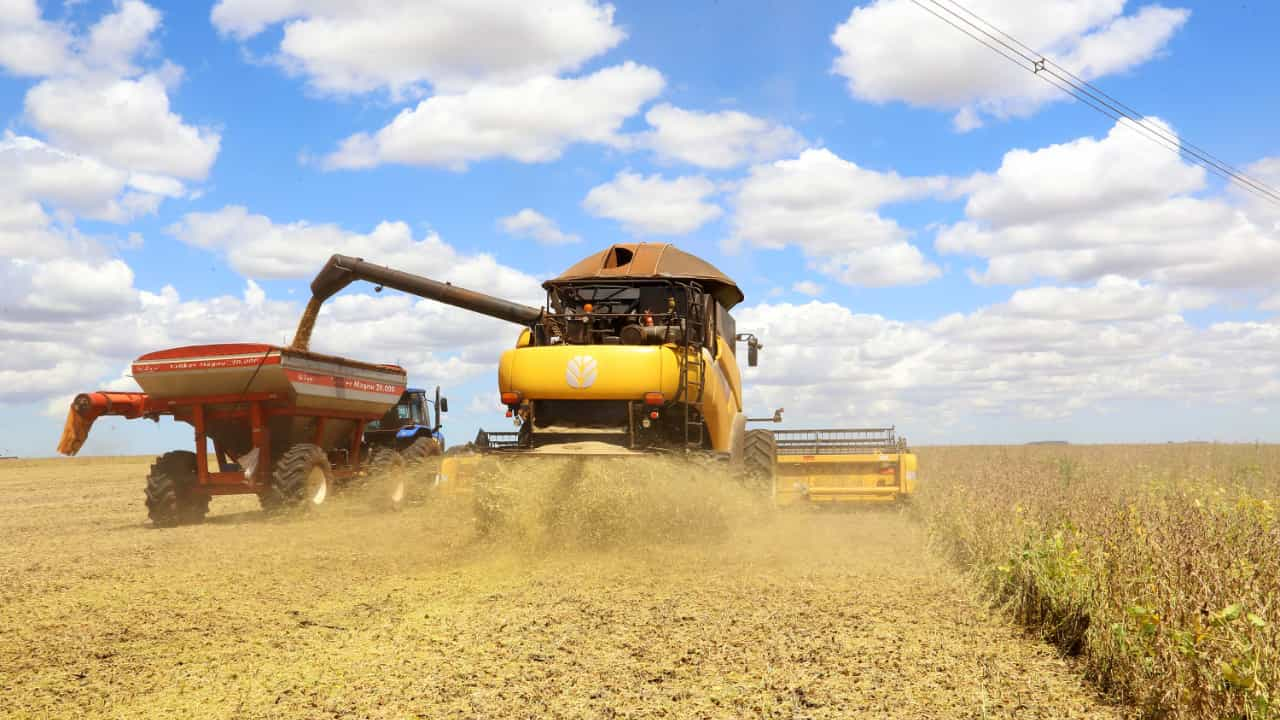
[307, 466, 328, 505]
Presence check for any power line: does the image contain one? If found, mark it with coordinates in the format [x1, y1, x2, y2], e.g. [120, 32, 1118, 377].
[929, 0, 1280, 205]
[906, 0, 1280, 207]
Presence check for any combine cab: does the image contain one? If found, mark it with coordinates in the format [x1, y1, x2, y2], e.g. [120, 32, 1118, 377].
[772, 427, 918, 506]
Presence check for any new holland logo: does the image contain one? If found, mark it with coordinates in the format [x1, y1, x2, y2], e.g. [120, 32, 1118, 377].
[565, 355, 598, 389]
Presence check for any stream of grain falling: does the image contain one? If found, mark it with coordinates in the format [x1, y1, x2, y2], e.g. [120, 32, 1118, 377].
[289, 295, 323, 351]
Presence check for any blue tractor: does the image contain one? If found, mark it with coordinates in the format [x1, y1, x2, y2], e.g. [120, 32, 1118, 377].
[364, 386, 448, 469]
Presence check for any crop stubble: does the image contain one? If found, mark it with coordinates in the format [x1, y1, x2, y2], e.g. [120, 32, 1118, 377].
[0, 455, 1117, 719]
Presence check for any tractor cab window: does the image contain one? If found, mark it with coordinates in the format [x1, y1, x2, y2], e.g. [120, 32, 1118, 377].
[404, 397, 427, 425]
[370, 394, 425, 429]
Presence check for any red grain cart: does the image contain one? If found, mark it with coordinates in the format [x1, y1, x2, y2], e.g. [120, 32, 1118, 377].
[58, 343, 414, 527]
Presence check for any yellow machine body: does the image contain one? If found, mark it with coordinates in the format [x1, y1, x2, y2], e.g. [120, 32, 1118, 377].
[439, 335, 747, 496]
[497, 338, 743, 451]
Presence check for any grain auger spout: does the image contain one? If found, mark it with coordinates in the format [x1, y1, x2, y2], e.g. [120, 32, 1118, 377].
[291, 254, 545, 351]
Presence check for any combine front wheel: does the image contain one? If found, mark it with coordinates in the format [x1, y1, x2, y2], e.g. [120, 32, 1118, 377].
[741, 429, 777, 497]
[265, 443, 332, 512]
[145, 450, 210, 527]
[366, 446, 408, 511]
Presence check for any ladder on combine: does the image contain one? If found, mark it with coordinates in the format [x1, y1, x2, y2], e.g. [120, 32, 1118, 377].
[676, 282, 708, 449]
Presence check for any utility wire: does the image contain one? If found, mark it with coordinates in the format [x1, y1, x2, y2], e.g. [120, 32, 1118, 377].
[930, 0, 1280, 205]
[940, 0, 1280, 204]
[905, 0, 1195, 167]
[925, 0, 1280, 205]
[907, 0, 1280, 207]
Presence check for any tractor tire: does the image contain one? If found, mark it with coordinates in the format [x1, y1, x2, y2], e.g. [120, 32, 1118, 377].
[366, 446, 408, 511]
[741, 429, 777, 497]
[401, 436, 442, 498]
[401, 436, 441, 465]
[264, 443, 332, 513]
[144, 450, 209, 527]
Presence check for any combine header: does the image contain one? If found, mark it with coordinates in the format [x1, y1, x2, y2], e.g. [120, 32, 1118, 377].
[57, 344, 420, 526]
[771, 427, 918, 505]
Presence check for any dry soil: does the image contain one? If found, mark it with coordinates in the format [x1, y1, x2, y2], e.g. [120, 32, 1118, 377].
[0, 456, 1122, 719]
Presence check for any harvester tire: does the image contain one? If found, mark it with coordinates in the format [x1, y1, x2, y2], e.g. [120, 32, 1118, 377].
[741, 429, 777, 496]
[145, 450, 209, 527]
[265, 443, 332, 512]
[366, 446, 408, 511]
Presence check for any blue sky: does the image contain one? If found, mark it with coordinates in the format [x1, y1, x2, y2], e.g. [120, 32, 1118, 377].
[2, 0, 1278, 457]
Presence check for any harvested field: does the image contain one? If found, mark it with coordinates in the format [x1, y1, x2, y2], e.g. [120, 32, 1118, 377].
[1, 455, 1119, 719]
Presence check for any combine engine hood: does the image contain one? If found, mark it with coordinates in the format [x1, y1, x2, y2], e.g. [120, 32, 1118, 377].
[498, 345, 683, 401]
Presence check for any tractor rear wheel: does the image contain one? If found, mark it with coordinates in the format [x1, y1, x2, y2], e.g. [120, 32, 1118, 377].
[741, 429, 777, 496]
[401, 436, 441, 465]
[265, 443, 332, 512]
[145, 450, 209, 527]
[401, 436, 442, 497]
[366, 446, 408, 511]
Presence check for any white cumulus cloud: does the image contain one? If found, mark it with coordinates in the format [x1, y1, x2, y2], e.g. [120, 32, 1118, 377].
[325, 63, 664, 171]
[167, 205, 543, 303]
[791, 280, 823, 297]
[2, 1, 219, 208]
[0, 0, 74, 77]
[499, 209, 581, 245]
[210, 0, 626, 97]
[937, 119, 1280, 292]
[831, 0, 1189, 130]
[639, 103, 806, 169]
[730, 148, 948, 287]
[26, 73, 220, 181]
[583, 171, 723, 236]
[738, 288, 1280, 437]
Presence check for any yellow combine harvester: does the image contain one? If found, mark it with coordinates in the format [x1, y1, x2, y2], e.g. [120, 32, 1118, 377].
[299, 243, 777, 493]
[771, 427, 918, 506]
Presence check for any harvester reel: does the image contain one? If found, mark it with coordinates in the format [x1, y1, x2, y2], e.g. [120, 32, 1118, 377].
[144, 450, 209, 527]
[264, 443, 333, 512]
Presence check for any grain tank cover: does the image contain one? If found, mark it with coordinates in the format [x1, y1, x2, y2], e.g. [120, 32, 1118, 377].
[546, 243, 744, 309]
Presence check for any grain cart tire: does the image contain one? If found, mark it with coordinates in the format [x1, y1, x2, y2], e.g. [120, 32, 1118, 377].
[741, 429, 777, 497]
[366, 446, 408, 511]
[266, 443, 332, 512]
[145, 450, 209, 527]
